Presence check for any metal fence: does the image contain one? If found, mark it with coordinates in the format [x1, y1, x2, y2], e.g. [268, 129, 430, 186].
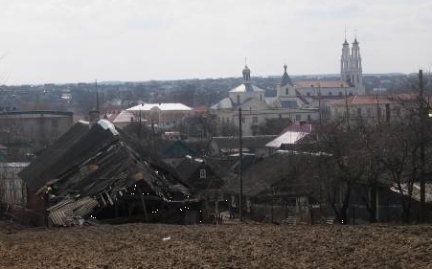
[246, 203, 430, 224]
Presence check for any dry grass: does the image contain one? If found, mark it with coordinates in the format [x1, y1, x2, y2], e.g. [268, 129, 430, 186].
[1, 223, 432, 268]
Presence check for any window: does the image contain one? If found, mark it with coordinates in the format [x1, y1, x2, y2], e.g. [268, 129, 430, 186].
[296, 114, 301, 121]
[357, 108, 362, 116]
[329, 92, 333, 97]
[237, 95, 240, 104]
[241, 117, 245, 124]
[307, 115, 311, 121]
[227, 117, 230, 123]
[339, 92, 343, 96]
[252, 116, 258, 123]
[367, 108, 372, 117]
[307, 92, 311, 97]
[199, 169, 206, 179]
[286, 88, 289, 95]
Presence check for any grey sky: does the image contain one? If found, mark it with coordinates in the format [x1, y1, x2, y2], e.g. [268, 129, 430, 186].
[0, 0, 430, 85]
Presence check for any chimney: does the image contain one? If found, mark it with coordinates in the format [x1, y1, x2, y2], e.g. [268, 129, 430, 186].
[89, 110, 100, 129]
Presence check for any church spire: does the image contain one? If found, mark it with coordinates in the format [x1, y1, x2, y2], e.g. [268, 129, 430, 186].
[242, 64, 251, 84]
[343, 28, 348, 45]
[341, 34, 351, 82]
[280, 64, 293, 86]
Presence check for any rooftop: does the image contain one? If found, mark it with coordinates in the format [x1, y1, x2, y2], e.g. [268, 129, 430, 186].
[296, 81, 351, 88]
[126, 103, 192, 112]
[331, 94, 417, 107]
[229, 84, 265, 93]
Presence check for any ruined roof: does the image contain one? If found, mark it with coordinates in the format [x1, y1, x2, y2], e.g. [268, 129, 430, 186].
[19, 119, 189, 200]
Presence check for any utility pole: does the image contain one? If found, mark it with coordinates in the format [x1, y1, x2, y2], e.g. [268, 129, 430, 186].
[318, 82, 322, 127]
[343, 84, 350, 129]
[238, 107, 243, 222]
[95, 80, 99, 112]
[419, 69, 426, 222]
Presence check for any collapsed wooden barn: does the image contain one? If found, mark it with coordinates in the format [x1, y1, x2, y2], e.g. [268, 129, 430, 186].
[18, 119, 199, 226]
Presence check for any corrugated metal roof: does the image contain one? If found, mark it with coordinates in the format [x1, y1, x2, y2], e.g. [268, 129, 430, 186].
[266, 132, 309, 149]
[48, 197, 99, 226]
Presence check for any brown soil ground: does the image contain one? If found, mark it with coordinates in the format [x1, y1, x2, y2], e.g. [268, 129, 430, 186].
[1, 222, 432, 269]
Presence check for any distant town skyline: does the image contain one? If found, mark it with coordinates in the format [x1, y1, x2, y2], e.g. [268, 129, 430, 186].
[0, 0, 430, 85]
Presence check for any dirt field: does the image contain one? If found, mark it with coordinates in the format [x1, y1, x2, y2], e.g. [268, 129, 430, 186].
[1, 222, 432, 269]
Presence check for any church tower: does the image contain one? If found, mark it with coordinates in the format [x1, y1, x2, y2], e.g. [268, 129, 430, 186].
[340, 39, 351, 83]
[341, 36, 365, 95]
[350, 38, 363, 89]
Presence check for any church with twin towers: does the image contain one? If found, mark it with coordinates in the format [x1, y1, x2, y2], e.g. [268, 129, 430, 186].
[341, 37, 365, 95]
[210, 36, 366, 136]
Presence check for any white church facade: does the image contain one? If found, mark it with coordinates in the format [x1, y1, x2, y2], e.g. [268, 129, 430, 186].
[210, 37, 365, 136]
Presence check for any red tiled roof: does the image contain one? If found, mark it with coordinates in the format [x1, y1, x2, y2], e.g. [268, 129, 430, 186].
[331, 94, 418, 107]
[296, 80, 351, 88]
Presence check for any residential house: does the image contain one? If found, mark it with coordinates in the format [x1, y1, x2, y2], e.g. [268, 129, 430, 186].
[209, 135, 277, 157]
[266, 122, 314, 153]
[126, 103, 192, 130]
[18, 117, 193, 226]
[162, 140, 197, 168]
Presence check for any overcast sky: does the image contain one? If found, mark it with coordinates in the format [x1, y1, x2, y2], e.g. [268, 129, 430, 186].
[0, 0, 430, 85]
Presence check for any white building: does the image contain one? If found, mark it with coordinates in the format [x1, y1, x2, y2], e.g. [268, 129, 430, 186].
[294, 38, 365, 100]
[210, 37, 366, 135]
[126, 103, 192, 130]
[210, 65, 318, 136]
